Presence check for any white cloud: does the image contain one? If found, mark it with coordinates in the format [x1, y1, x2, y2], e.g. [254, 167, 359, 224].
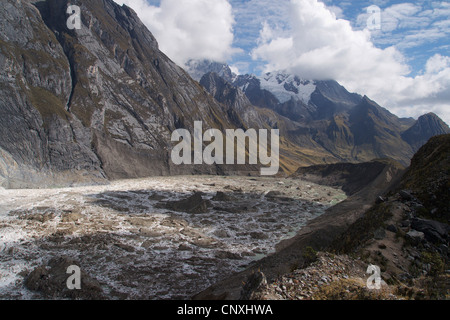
[251, 0, 450, 124]
[113, 0, 239, 66]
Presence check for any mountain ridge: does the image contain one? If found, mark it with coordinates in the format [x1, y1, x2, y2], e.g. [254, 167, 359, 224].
[1, 1, 449, 189]
[188, 60, 450, 168]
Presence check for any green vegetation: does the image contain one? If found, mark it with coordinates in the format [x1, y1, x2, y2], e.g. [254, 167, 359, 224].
[28, 86, 70, 129]
[331, 202, 393, 254]
[400, 134, 450, 223]
[302, 246, 318, 265]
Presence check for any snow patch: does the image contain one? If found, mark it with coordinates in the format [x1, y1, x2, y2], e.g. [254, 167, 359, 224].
[259, 72, 316, 104]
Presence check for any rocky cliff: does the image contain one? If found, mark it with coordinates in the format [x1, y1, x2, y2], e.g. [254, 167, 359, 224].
[0, 0, 250, 188]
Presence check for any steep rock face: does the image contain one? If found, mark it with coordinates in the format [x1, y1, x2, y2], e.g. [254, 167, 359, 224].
[0, 0, 243, 187]
[0, 0, 104, 188]
[401, 113, 450, 152]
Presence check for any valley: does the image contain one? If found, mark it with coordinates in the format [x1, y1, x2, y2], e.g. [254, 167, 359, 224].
[0, 175, 345, 299]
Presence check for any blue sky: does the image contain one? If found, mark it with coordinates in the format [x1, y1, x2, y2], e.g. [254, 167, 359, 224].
[226, 0, 450, 76]
[114, 0, 450, 124]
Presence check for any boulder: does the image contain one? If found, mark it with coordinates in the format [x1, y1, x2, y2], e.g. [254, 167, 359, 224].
[240, 272, 268, 300]
[160, 192, 211, 214]
[406, 230, 425, 245]
[399, 190, 415, 202]
[411, 218, 449, 244]
[212, 191, 233, 202]
[24, 257, 104, 300]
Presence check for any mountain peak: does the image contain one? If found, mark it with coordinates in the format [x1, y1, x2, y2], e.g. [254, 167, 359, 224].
[402, 112, 450, 152]
[185, 59, 236, 82]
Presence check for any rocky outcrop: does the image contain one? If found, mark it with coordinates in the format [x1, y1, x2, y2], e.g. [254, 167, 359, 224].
[399, 134, 450, 223]
[25, 256, 104, 300]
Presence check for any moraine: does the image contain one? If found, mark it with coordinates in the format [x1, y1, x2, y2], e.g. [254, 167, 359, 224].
[0, 176, 345, 299]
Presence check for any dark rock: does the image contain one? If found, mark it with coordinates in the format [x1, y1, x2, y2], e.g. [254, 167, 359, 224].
[406, 230, 425, 245]
[411, 218, 449, 244]
[161, 192, 211, 214]
[399, 190, 415, 202]
[400, 220, 410, 228]
[374, 228, 386, 240]
[375, 196, 386, 204]
[250, 232, 269, 240]
[213, 229, 231, 238]
[387, 224, 398, 233]
[240, 272, 267, 300]
[212, 191, 233, 202]
[24, 257, 104, 300]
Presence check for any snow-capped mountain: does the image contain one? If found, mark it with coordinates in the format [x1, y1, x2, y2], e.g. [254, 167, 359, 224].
[185, 59, 237, 83]
[188, 60, 450, 167]
[187, 60, 363, 122]
[259, 72, 316, 105]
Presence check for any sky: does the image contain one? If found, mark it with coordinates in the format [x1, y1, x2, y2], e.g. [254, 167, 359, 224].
[112, 0, 450, 124]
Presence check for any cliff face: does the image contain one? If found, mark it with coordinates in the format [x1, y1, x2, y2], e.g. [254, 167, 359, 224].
[0, 0, 238, 188]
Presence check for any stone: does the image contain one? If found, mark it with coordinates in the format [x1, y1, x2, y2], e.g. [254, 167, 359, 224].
[411, 218, 449, 244]
[406, 230, 425, 245]
[213, 229, 230, 238]
[162, 193, 211, 214]
[386, 224, 398, 233]
[212, 191, 233, 202]
[374, 228, 386, 240]
[399, 190, 415, 202]
[240, 272, 268, 300]
[375, 196, 386, 204]
[24, 257, 104, 300]
[250, 232, 269, 240]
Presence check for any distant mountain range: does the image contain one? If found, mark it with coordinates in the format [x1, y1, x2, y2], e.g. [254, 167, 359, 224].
[189, 60, 450, 170]
[0, 0, 449, 188]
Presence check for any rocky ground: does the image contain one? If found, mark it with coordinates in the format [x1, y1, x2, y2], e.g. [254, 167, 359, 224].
[0, 175, 345, 300]
[244, 252, 398, 300]
[244, 189, 449, 301]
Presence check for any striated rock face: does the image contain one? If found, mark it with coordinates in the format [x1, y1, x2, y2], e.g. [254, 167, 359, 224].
[0, 0, 239, 188]
[0, 0, 104, 188]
